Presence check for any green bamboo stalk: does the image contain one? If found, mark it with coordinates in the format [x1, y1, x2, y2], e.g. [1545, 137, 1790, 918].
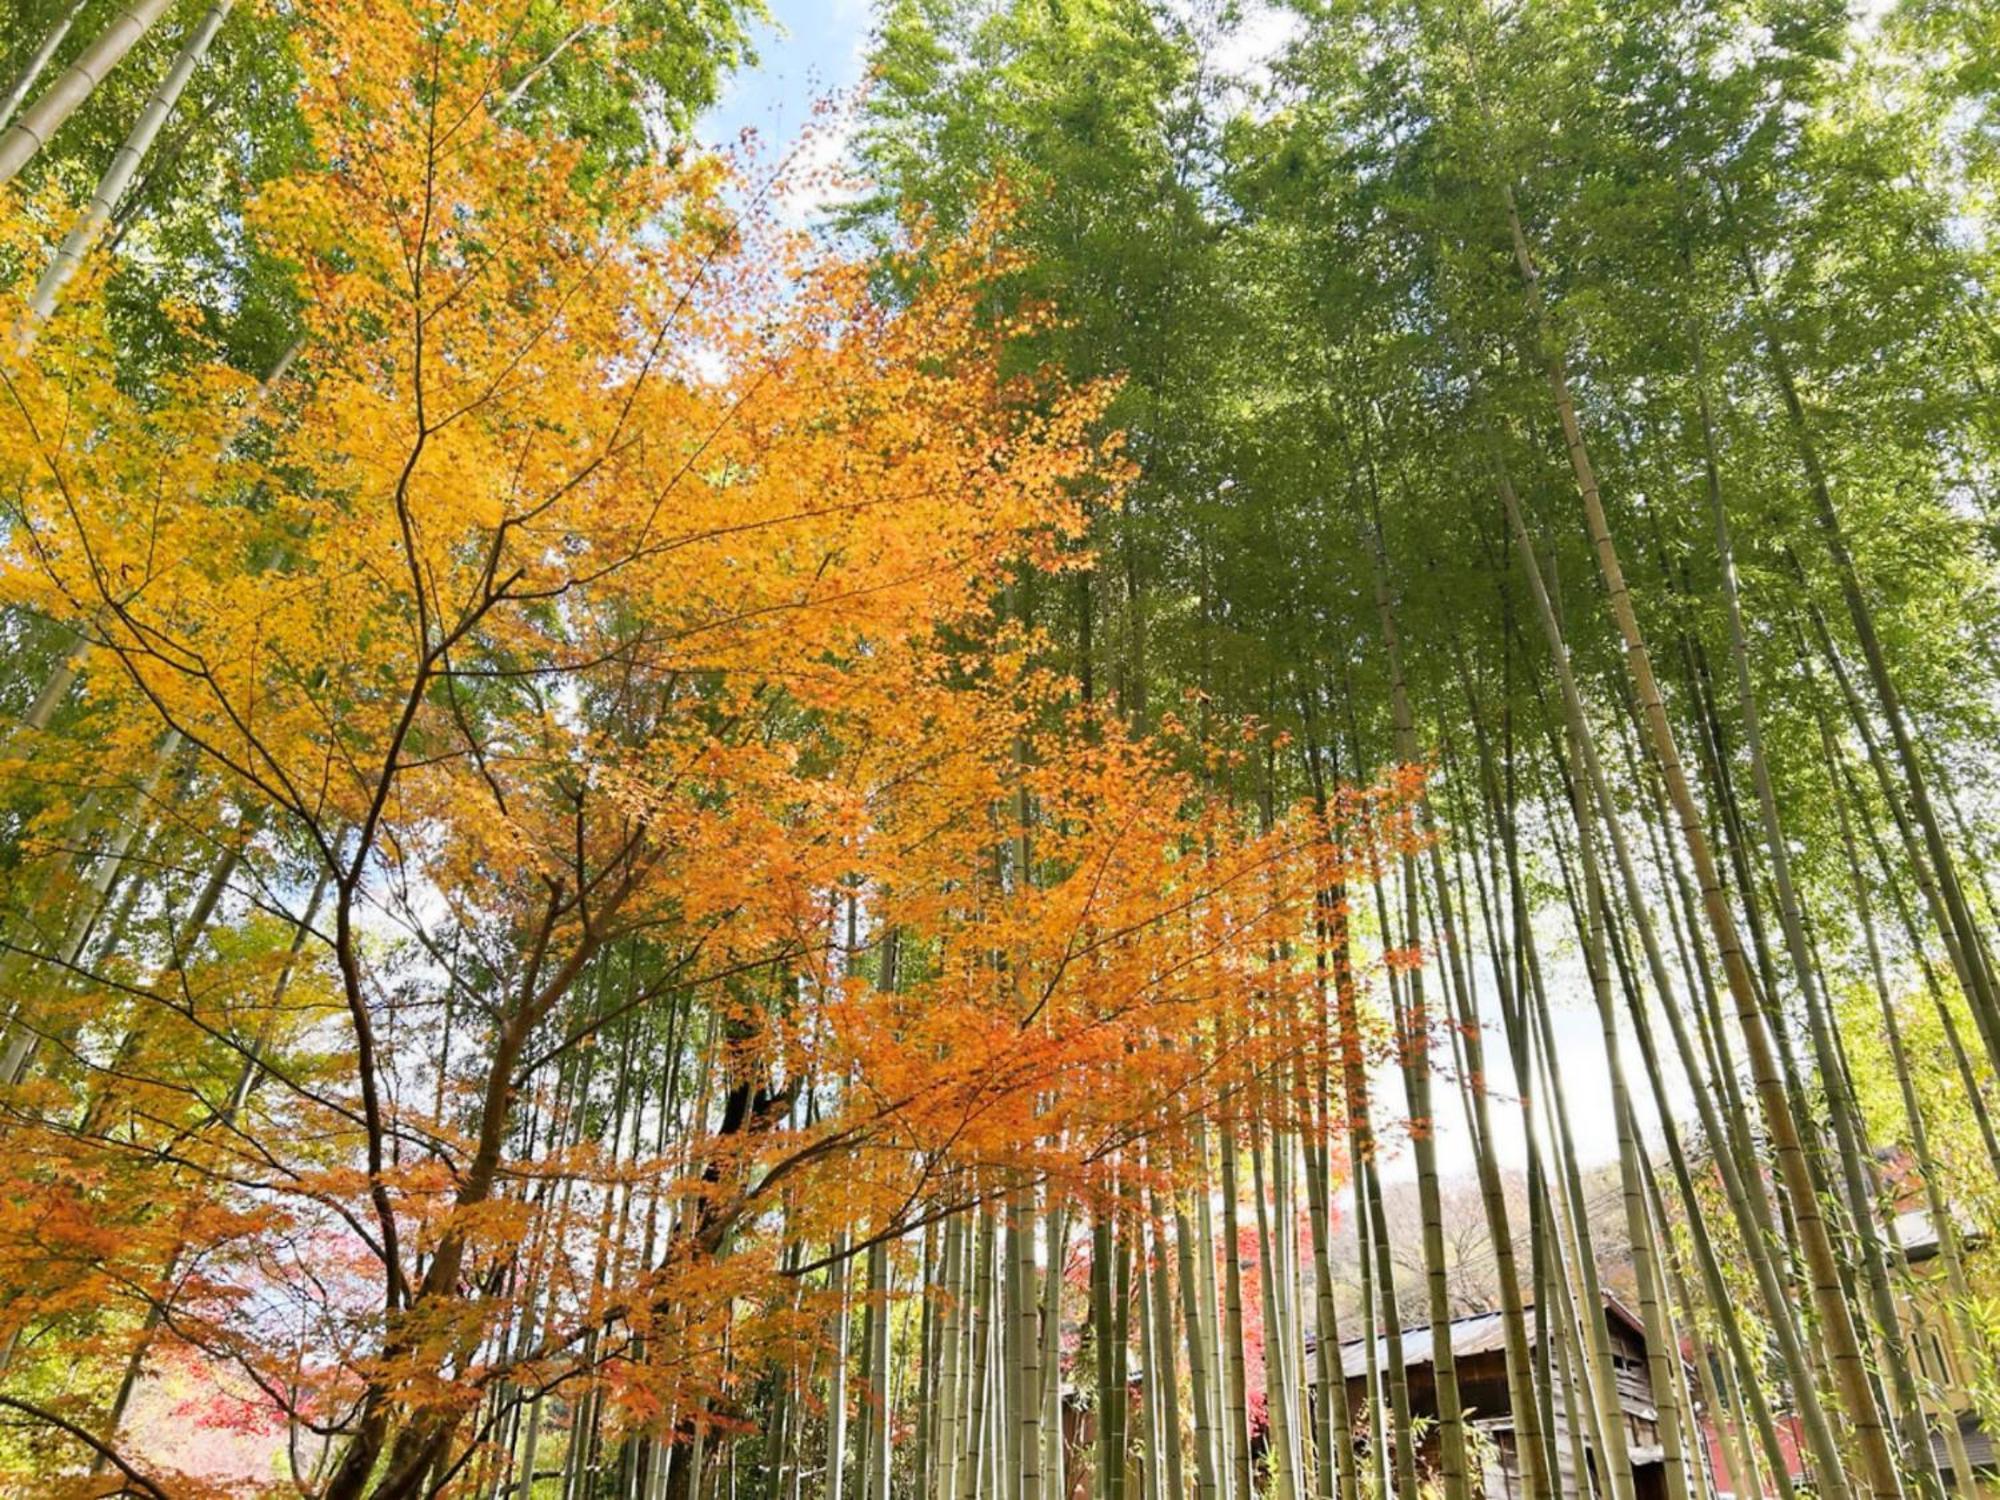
[1490, 446, 1855, 1498]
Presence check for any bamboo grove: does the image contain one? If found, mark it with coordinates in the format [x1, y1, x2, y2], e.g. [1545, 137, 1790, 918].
[0, 0, 1996, 1497]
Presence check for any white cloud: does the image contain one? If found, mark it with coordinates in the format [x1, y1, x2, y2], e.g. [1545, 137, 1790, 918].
[1211, 1, 1303, 90]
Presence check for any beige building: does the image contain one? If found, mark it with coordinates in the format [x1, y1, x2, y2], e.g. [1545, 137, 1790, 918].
[1896, 1207, 1996, 1495]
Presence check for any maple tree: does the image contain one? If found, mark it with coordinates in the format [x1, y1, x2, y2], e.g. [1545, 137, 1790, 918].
[4, 1, 1997, 1499]
[0, 3, 1417, 1495]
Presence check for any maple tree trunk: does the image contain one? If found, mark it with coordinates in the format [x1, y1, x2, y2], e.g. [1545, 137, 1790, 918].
[0, 0, 174, 183]
[329, 962, 608, 1500]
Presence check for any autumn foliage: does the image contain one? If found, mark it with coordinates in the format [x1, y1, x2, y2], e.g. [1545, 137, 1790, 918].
[0, 2, 1422, 1494]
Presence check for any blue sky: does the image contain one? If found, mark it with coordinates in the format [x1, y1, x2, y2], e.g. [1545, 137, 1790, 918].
[687, 0, 1678, 1182]
[698, 0, 874, 160]
[690, 2, 1306, 223]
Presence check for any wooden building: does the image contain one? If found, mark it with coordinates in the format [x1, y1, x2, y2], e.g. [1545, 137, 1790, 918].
[1318, 1293, 1700, 1499]
[1895, 1207, 1998, 1496]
